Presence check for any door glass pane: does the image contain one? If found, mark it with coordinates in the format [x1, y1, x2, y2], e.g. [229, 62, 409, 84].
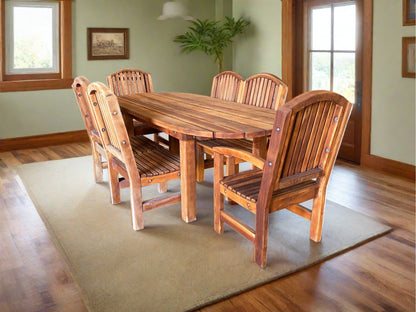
[311, 7, 331, 50]
[310, 52, 331, 90]
[333, 52, 355, 103]
[334, 4, 356, 51]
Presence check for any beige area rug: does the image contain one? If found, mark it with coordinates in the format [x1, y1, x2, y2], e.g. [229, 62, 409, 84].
[16, 156, 391, 312]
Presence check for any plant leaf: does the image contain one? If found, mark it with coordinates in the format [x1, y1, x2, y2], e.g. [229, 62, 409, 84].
[173, 16, 250, 71]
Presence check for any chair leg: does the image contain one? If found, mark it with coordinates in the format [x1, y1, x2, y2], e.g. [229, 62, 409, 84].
[213, 152, 225, 233]
[225, 156, 238, 204]
[169, 137, 180, 155]
[108, 161, 121, 204]
[254, 205, 270, 268]
[196, 145, 205, 182]
[158, 182, 168, 193]
[129, 180, 144, 231]
[225, 156, 236, 176]
[91, 143, 104, 183]
[310, 192, 326, 242]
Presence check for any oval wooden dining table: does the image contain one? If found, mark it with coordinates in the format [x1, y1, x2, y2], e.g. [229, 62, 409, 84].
[117, 92, 277, 224]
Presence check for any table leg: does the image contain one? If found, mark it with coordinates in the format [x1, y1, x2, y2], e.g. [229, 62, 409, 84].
[179, 138, 197, 223]
[169, 136, 180, 155]
[253, 136, 268, 158]
[122, 113, 134, 137]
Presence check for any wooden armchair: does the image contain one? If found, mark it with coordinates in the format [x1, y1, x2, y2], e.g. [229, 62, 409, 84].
[107, 69, 168, 147]
[72, 76, 107, 182]
[196, 73, 288, 182]
[213, 90, 353, 267]
[87, 82, 181, 231]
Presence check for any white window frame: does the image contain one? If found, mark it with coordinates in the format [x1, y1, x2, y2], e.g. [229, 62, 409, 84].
[5, 0, 60, 75]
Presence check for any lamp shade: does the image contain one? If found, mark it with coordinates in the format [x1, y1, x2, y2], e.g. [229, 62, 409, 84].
[158, 1, 194, 20]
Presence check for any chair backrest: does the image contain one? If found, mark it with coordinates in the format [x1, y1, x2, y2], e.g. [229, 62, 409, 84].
[210, 71, 244, 102]
[107, 69, 153, 96]
[261, 90, 352, 194]
[72, 76, 99, 137]
[87, 82, 140, 182]
[239, 73, 288, 110]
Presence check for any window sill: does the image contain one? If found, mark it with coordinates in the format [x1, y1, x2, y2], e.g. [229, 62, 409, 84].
[0, 78, 73, 92]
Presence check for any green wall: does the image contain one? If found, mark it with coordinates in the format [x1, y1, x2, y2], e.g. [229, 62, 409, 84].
[232, 0, 282, 78]
[0, 0, 217, 138]
[1, 0, 414, 166]
[371, 0, 415, 165]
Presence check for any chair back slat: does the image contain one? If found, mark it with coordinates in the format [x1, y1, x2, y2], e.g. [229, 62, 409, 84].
[87, 82, 127, 160]
[281, 101, 338, 177]
[260, 91, 352, 193]
[72, 77, 97, 135]
[211, 71, 244, 102]
[240, 73, 288, 110]
[107, 69, 153, 96]
[87, 82, 145, 187]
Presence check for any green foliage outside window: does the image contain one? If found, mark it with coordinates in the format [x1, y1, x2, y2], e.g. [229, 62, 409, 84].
[14, 37, 52, 69]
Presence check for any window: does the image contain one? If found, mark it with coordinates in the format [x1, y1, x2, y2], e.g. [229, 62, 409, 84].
[0, 0, 73, 92]
[5, 1, 59, 75]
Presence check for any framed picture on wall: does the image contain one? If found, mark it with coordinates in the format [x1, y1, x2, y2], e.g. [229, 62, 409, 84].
[87, 28, 129, 60]
[402, 37, 416, 78]
[403, 0, 416, 26]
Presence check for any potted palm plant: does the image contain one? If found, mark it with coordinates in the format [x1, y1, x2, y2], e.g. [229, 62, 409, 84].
[173, 17, 250, 73]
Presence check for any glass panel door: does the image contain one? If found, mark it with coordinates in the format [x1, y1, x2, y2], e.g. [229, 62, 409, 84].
[307, 1, 357, 104]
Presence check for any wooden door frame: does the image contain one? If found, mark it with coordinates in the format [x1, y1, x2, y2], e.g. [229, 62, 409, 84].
[282, 0, 371, 159]
[282, 0, 414, 179]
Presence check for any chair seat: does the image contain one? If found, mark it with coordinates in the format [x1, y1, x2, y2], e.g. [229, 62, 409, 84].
[221, 169, 263, 203]
[133, 120, 161, 136]
[197, 138, 253, 153]
[196, 138, 256, 182]
[113, 136, 180, 178]
[221, 169, 319, 204]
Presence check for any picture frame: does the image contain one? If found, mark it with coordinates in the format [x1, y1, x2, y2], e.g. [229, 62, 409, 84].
[403, 0, 416, 26]
[402, 37, 416, 78]
[87, 28, 129, 60]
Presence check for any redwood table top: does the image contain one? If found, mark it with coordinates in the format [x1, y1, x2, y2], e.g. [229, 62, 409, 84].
[118, 92, 276, 139]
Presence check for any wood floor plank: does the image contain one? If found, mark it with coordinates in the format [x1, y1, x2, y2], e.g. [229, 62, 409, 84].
[0, 142, 414, 312]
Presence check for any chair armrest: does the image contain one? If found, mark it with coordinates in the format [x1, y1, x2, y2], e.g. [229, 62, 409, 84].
[213, 147, 265, 170]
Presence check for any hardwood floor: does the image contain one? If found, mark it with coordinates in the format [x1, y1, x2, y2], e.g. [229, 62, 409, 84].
[0, 142, 414, 312]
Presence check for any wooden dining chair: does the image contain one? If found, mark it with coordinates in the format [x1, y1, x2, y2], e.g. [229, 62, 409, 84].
[196, 71, 244, 181]
[87, 81, 181, 231]
[211, 70, 244, 102]
[107, 69, 169, 147]
[196, 73, 288, 182]
[240, 72, 288, 110]
[72, 76, 107, 183]
[213, 90, 353, 268]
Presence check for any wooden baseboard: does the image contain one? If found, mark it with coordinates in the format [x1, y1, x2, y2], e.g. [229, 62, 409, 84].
[361, 154, 415, 180]
[0, 130, 89, 152]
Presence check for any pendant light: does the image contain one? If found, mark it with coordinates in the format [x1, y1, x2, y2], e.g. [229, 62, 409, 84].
[158, 1, 194, 20]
